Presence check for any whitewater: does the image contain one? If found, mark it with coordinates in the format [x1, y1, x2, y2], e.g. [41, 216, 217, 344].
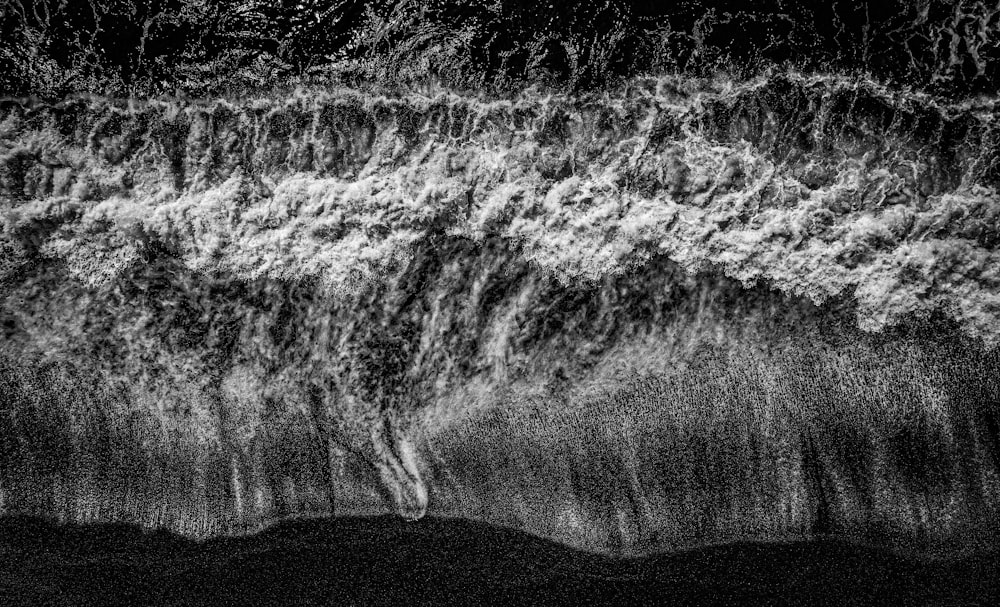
[1, 72, 999, 559]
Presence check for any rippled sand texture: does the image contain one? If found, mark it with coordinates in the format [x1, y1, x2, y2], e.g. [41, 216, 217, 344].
[1, 73, 999, 557]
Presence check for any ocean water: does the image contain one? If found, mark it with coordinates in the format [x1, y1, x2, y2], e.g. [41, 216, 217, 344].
[1, 65, 999, 603]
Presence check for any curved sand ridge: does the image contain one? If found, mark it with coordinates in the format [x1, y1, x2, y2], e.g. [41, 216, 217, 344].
[1, 73, 999, 557]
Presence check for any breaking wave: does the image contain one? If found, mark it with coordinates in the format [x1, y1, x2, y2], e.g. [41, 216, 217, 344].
[1, 72, 999, 558]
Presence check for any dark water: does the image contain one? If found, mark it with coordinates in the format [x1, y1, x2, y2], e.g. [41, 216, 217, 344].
[0, 515, 995, 606]
[4, 1, 998, 98]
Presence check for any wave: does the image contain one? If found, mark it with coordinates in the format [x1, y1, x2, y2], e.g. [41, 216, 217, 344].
[1, 72, 999, 558]
[3, 72, 998, 344]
